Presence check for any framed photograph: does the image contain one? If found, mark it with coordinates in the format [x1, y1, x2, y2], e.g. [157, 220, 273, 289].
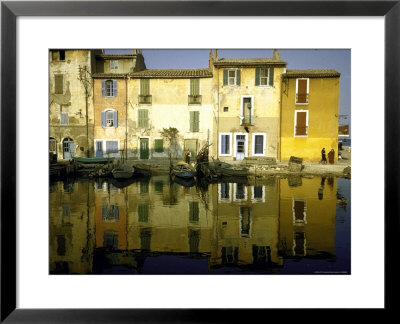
[1, 0, 397, 322]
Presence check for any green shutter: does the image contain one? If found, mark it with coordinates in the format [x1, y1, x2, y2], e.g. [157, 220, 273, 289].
[223, 69, 228, 85]
[140, 79, 150, 95]
[190, 111, 199, 132]
[190, 111, 195, 132]
[255, 68, 260, 86]
[55, 75, 63, 94]
[269, 67, 274, 86]
[236, 70, 241, 85]
[154, 139, 163, 153]
[190, 79, 199, 95]
[138, 109, 148, 128]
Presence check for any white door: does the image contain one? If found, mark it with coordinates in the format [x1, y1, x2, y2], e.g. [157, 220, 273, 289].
[236, 135, 246, 161]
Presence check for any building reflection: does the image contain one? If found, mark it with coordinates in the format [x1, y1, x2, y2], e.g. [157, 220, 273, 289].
[49, 175, 343, 274]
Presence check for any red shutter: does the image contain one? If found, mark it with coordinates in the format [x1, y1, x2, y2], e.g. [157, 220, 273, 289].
[296, 111, 307, 135]
[297, 79, 308, 103]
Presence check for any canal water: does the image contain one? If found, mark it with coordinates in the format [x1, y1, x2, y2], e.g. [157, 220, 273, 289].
[50, 175, 350, 275]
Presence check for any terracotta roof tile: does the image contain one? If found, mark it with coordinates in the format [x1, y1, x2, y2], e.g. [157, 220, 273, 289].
[284, 69, 341, 78]
[213, 57, 287, 67]
[92, 73, 128, 79]
[130, 68, 213, 78]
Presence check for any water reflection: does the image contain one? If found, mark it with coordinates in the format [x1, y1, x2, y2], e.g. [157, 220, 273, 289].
[49, 175, 350, 274]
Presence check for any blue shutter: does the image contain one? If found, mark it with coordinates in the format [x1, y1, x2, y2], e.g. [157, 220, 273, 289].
[101, 110, 106, 127]
[269, 67, 274, 86]
[113, 110, 118, 127]
[113, 80, 117, 97]
[101, 80, 105, 97]
[221, 135, 226, 154]
[223, 69, 228, 85]
[236, 70, 241, 85]
[255, 68, 260, 86]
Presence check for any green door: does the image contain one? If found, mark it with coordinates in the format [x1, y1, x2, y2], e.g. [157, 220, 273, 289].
[140, 138, 149, 160]
[184, 139, 197, 162]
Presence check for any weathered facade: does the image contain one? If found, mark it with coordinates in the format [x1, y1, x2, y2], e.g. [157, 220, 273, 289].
[213, 50, 286, 162]
[280, 69, 340, 162]
[49, 49, 101, 160]
[49, 50, 341, 164]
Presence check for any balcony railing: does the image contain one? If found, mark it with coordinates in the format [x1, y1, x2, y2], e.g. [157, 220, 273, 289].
[138, 94, 152, 104]
[188, 95, 202, 105]
[296, 93, 309, 104]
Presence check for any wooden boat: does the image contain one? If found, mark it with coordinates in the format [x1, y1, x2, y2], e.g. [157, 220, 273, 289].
[112, 164, 135, 179]
[132, 163, 152, 177]
[210, 159, 250, 177]
[73, 156, 114, 164]
[171, 161, 197, 179]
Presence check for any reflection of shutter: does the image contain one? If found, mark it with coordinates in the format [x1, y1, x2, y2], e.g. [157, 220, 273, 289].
[223, 69, 228, 85]
[113, 206, 119, 220]
[101, 80, 105, 97]
[113, 110, 118, 127]
[294, 201, 305, 221]
[269, 67, 274, 86]
[189, 202, 199, 222]
[190, 79, 199, 95]
[55, 75, 63, 94]
[236, 70, 241, 85]
[296, 111, 307, 135]
[255, 68, 260, 86]
[101, 110, 106, 127]
[113, 80, 117, 96]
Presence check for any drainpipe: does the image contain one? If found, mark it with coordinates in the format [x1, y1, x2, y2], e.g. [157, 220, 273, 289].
[217, 61, 220, 160]
[279, 72, 283, 162]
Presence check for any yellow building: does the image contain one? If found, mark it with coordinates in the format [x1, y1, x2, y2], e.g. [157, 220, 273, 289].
[127, 65, 216, 161]
[280, 69, 340, 162]
[279, 176, 337, 259]
[49, 49, 102, 160]
[213, 50, 286, 162]
[49, 180, 95, 274]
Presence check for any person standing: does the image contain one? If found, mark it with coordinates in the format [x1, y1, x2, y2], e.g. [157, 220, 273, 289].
[321, 148, 327, 164]
[328, 149, 335, 164]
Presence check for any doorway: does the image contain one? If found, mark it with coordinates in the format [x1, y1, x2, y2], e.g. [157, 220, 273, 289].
[62, 138, 74, 159]
[140, 138, 149, 160]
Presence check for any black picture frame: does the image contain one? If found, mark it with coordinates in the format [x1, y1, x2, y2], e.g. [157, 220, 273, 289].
[1, 0, 398, 322]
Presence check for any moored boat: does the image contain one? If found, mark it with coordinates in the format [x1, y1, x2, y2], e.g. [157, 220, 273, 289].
[210, 159, 250, 177]
[171, 161, 197, 179]
[112, 164, 135, 179]
[132, 163, 152, 177]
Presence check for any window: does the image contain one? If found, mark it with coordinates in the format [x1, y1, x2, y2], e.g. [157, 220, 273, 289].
[52, 50, 65, 61]
[239, 206, 251, 237]
[62, 205, 70, 222]
[293, 231, 306, 256]
[138, 204, 149, 222]
[218, 183, 231, 201]
[189, 111, 200, 132]
[102, 205, 119, 222]
[59, 50, 65, 61]
[101, 109, 118, 128]
[105, 141, 118, 153]
[221, 246, 238, 264]
[241, 96, 253, 125]
[296, 78, 309, 104]
[154, 181, 164, 192]
[49, 138, 57, 153]
[189, 79, 202, 104]
[57, 235, 66, 256]
[188, 201, 199, 223]
[293, 199, 307, 225]
[139, 181, 149, 194]
[55, 75, 63, 94]
[219, 133, 232, 156]
[223, 69, 241, 86]
[295, 110, 308, 137]
[140, 228, 151, 250]
[101, 80, 117, 97]
[252, 133, 266, 156]
[110, 60, 118, 70]
[103, 230, 118, 249]
[255, 67, 274, 86]
[60, 112, 68, 125]
[251, 186, 265, 203]
[188, 230, 200, 253]
[139, 79, 152, 104]
[154, 139, 164, 153]
[138, 109, 149, 128]
[234, 183, 247, 201]
[223, 107, 229, 112]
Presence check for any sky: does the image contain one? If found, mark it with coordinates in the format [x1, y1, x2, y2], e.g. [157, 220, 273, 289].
[106, 49, 351, 126]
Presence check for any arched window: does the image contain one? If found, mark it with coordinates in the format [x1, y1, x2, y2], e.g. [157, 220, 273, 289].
[101, 80, 117, 97]
[101, 109, 118, 128]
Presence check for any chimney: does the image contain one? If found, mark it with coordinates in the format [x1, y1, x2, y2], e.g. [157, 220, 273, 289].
[209, 50, 213, 70]
[273, 49, 281, 60]
[214, 49, 218, 60]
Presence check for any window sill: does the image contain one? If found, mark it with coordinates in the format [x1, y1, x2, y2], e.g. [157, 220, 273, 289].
[295, 102, 309, 105]
[294, 135, 308, 138]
